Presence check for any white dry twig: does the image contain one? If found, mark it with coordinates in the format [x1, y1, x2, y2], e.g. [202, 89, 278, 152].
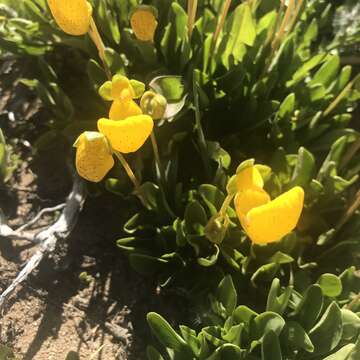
[0, 175, 86, 310]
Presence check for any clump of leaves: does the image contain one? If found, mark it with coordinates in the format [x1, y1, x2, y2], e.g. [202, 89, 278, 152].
[147, 274, 360, 359]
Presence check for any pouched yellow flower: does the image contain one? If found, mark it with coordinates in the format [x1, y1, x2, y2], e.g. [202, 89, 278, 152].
[130, 6, 158, 42]
[74, 131, 114, 182]
[109, 100, 142, 120]
[98, 115, 154, 153]
[111, 76, 136, 101]
[235, 186, 304, 244]
[236, 166, 264, 192]
[47, 0, 92, 36]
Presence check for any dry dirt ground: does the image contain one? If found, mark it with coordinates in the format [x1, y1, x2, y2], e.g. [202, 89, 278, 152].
[0, 60, 184, 359]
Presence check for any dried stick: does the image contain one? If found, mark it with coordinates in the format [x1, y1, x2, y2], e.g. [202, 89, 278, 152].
[0, 175, 86, 310]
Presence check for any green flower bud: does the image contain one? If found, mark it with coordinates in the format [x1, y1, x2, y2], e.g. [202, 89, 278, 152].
[205, 215, 228, 245]
[140, 91, 167, 120]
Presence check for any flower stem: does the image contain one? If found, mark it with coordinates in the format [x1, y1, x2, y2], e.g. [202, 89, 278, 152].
[187, 0, 198, 38]
[113, 151, 147, 207]
[193, 73, 211, 180]
[88, 17, 111, 80]
[150, 131, 165, 182]
[150, 131, 177, 218]
[336, 189, 360, 232]
[323, 73, 360, 117]
[219, 194, 235, 218]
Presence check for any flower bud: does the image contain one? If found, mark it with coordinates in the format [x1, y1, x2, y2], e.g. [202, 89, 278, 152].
[205, 215, 228, 245]
[74, 132, 114, 182]
[140, 91, 167, 120]
[130, 5, 158, 42]
[47, 0, 92, 36]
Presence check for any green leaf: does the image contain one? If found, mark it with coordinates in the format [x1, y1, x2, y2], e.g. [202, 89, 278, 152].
[317, 273, 343, 297]
[149, 76, 187, 119]
[323, 344, 355, 360]
[251, 312, 286, 340]
[233, 3, 256, 46]
[206, 141, 231, 170]
[310, 55, 340, 88]
[208, 343, 244, 359]
[87, 59, 107, 90]
[184, 201, 208, 234]
[199, 184, 225, 215]
[233, 305, 258, 325]
[261, 330, 282, 360]
[222, 324, 244, 345]
[341, 309, 360, 341]
[289, 147, 315, 187]
[197, 244, 220, 267]
[129, 254, 169, 275]
[147, 312, 190, 354]
[294, 284, 323, 330]
[283, 321, 314, 353]
[276, 93, 295, 121]
[216, 275, 237, 316]
[347, 336, 360, 360]
[146, 346, 165, 360]
[309, 302, 343, 356]
[179, 326, 201, 356]
[287, 54, 327, 87]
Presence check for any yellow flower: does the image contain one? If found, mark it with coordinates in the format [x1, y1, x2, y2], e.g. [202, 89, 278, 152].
[130, 6, 158, 42]
[99, 75, 145, 102]
[74, 131, 114, 182]
[234, 165, 304, 244]
[235, 186, 304, 244]
[47, 0, 92, 36]
[98, 115, 154, 153]
[236, 165, 264, 192]
[109, 100, 142, 120]
[111, 76, 135, 101]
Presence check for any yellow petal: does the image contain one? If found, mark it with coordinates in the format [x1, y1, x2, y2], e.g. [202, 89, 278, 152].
[109, 100, 142, 120]
[235, 188, 271, 221]
[75, 132, 114, 182]
[244, 186, 305, 244]
[236, 166, 264, 192]
[130, 7, 158, 42]
[111, 75, 135, 101]
[98, 115, 154, 153]
[47, 0, 92, 36]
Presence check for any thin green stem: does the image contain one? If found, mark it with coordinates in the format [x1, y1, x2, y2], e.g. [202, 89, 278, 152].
[150, 132, 165, 182]
[193, 73, 211, 180]
[209, 0, 231, 67]
[150, 131, 176, 218]
[219, 194, 234, 218]
[113, 151, 147, 207]
[187, 0, 198, 38]
[323, 73, 360, 117]
[88, 17, 111, 80]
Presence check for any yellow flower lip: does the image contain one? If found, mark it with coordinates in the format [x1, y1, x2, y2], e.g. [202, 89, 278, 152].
[109, 99, 142, 121]
[130, 5, 158, 42]
[47, 0, 92, 36]
[74, 131, 114, 182]
[98, 115, 154, 153]
[235, 186, 304, 244]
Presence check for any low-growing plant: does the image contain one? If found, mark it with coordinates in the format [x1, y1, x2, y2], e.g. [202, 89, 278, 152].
[147, 274, 360, 359]
[1, 0, 360, 358]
